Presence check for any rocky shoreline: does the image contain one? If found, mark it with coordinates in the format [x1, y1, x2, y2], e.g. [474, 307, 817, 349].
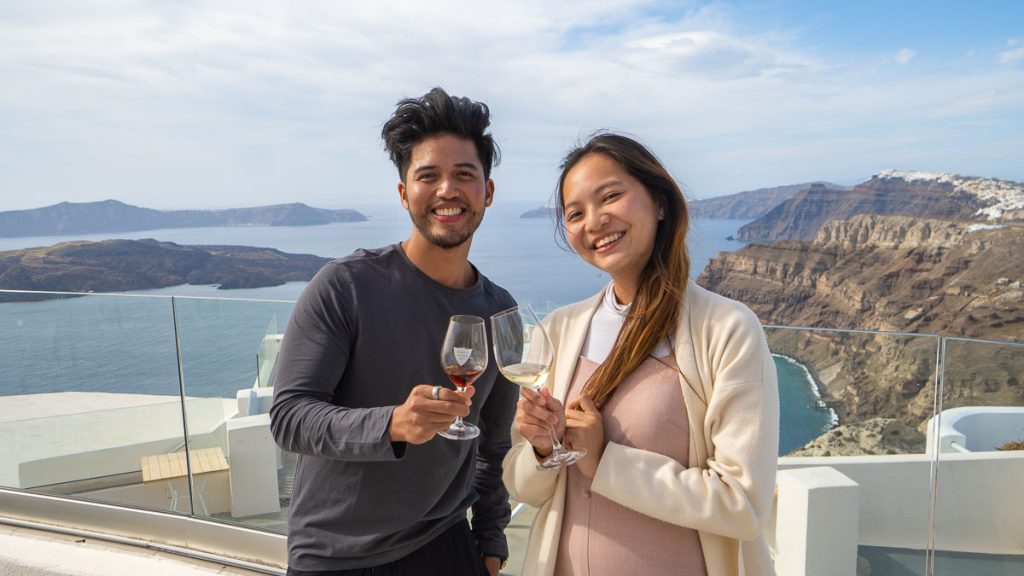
[774, 353, 839, 428]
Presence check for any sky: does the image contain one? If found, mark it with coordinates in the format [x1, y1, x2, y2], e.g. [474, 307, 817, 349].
[1, 0, 1022, 211]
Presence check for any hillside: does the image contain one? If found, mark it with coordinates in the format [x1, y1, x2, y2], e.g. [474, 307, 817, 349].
[0, 239, 330, 296]
[690, 182, 847, 219]
[698, 214, 1024, 439]
[735, 171, 1024, 242]
[0, 200, 367, 238]
[702, 214, 1023, 339]
[520, 206, 555, 219]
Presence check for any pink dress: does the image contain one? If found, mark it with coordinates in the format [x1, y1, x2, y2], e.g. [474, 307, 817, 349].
[554, 355, 708, 576]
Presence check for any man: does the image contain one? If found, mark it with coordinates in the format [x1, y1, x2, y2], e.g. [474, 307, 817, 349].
[270, 87, 518, 576]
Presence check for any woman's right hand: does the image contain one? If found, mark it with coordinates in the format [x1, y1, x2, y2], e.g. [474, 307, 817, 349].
[515, 386, 566, 458]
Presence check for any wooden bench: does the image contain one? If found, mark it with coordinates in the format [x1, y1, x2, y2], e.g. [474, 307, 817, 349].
[141, 447, 229, 515]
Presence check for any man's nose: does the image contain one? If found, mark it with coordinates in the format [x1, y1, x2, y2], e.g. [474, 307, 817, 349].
[436, 176, 459, 198]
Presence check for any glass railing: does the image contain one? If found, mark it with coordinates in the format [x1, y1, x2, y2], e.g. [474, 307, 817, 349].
[0, 290, 294, 533]
[256, 315, 284, 389]
[765, 325, 940, 458]
[1, 290, 1021, 576]
[931, 336, 1024, 576]
[766, 325, 941, 575]
[765, 325, 1023, 576]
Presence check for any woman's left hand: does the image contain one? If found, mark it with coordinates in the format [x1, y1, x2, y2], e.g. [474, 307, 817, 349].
[565, 395, 605, 479]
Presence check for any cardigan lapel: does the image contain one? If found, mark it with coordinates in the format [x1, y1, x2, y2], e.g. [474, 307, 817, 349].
[551, 291, 602, 402]
[674, 282, 710, 468]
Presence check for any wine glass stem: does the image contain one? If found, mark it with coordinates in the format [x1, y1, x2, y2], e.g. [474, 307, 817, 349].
[533, 385, 566, 454]
[452, 386, 468, 426]
[546, 422, 566, 454]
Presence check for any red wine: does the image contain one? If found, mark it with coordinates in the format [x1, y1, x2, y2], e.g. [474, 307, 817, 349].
[445, 364, 484, 388]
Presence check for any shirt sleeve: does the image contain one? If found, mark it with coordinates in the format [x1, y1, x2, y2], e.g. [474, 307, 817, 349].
[269, 265, 406, 462]
[469, 364, 519, 559]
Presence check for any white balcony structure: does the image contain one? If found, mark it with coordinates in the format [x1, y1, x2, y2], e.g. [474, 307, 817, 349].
[927, 406, 1024, 454]
[1, 292, 1021, 575]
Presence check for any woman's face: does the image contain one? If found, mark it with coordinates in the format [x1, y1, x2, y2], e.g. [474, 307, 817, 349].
[561, 153, 660, 291]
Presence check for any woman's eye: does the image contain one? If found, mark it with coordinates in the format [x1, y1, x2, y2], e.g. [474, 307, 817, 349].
[565, 212, 581, 223]
[604, 191, 621, 202]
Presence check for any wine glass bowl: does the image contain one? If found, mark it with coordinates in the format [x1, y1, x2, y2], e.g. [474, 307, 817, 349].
[491, 304, 586, 470]
[438, 315, 487, 440]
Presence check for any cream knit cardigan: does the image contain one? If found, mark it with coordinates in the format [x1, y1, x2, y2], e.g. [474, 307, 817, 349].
[503, 282, 779, 576]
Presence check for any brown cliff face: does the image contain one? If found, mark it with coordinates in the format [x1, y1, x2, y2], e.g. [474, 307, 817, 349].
[690, 182, 847, 220]
[735, 177, 988, 242]
[702, 214, 1023, 340]
[700, 215, 1024, 436]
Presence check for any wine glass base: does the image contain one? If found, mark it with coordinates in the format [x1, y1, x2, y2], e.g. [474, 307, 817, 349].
[536, 448, 586, 471]
[438, 422, 481, 441]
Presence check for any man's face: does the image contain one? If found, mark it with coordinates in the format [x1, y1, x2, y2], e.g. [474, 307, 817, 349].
[399, 133, 493, 249]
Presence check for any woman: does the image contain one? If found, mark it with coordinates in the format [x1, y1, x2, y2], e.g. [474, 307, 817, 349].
[503, 133, 779, 576]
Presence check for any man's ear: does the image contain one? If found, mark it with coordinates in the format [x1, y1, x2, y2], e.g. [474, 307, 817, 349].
[485, 179, 494, 207]
[398, 182, 409, 210]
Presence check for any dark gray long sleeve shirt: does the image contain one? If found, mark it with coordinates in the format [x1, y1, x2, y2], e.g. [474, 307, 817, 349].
[269, 244, 519, 571]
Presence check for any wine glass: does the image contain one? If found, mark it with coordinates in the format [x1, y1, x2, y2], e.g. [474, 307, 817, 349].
[491, 304, 586, 470]
[438, 315, 487, 440]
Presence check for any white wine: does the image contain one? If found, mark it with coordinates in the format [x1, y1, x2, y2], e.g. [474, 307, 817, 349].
[499, 362, 549, 387]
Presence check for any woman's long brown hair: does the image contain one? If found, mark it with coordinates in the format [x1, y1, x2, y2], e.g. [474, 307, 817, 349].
[555, 132, 691, 409]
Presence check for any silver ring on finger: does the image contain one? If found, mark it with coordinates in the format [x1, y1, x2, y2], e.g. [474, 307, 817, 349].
[431, 385, 441, 400]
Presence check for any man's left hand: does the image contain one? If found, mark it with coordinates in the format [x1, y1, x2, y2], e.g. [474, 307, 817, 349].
[483, 555, 502, 575]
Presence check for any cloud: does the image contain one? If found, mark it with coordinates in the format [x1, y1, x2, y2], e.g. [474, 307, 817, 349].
[0, 1, 1021, 210]
[895, 48, 916, 64]
[1000, 47, 1024, 63]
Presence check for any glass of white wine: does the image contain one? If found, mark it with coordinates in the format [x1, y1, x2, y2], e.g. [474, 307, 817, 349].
[491, 304, 585, 470]
[438, 315, 487, 440]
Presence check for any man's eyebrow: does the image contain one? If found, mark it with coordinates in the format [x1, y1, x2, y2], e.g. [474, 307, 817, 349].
[412, 162, 480, 174]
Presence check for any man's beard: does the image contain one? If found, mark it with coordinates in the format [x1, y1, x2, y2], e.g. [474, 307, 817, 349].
[409, 209, 483, 249]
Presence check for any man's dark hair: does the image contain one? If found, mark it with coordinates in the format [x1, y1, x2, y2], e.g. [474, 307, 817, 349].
[382, 87, 500, 181]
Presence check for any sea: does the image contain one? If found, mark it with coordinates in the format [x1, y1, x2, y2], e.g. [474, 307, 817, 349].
[0, 201, 832, 454]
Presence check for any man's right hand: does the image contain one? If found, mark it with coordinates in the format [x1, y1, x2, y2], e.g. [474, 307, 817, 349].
[388, 384, 474, 444]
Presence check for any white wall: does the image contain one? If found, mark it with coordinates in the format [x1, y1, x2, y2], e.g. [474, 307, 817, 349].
[778, 451, 1024, 555]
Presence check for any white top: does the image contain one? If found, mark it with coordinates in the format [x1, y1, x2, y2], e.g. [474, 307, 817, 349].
[580, 283, 671, 362]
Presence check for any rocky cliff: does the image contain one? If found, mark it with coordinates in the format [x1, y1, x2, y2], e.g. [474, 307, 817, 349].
[703, 214, 1024, 340]
[521, 206, 556, 219]
[0, 239, 330, 297]
[690, 182, 846, 220]
[0, 200, 367, 238]
[735, 171, 1024, 242]
[700, 215, 1024, 439]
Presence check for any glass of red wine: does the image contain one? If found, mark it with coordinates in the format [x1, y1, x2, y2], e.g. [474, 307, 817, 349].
[438, 315, 487, 440]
